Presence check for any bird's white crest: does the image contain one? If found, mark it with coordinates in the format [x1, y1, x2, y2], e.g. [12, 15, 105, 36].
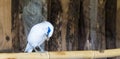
[24, 21, 54, 52]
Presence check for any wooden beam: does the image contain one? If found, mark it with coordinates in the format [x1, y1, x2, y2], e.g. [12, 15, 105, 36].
[0, 48, 120, 59]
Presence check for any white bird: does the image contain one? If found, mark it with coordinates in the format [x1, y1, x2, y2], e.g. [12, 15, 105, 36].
[24, 21, 54, 53]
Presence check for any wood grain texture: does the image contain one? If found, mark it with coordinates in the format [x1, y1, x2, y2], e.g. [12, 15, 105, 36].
[0, 0, 12, 50]
[116, 0, 120, 48]
[47, 0, 80, 51]
[0, 48, 119, 59]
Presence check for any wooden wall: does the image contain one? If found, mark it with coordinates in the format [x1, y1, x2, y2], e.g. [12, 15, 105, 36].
[0, 0, 119, 56]
[47, 0, 80, 51]
[0, 0, 12, 51]
[116, 0, 120, 48]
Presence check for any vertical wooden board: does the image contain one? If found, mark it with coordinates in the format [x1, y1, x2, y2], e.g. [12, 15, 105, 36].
[60, 0, 69, 51]
[47, 0, 63, 51]
[82, 0, 91, 50]
[97, 0, 106, 51]
[90, 0, 99, 50]
[116, 0, 120, 48]
[116, 2, 120, 58]
[0, 0, 12, 50]
[105, 0, 116, 49]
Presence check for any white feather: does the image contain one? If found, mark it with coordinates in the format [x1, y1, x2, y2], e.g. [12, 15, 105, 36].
[25, 21, 54, 52]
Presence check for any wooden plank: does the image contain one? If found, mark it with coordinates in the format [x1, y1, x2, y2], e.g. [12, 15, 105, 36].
[116, 0, 120, 48]
[82, 0, 91, 50]
[47, 0, 63, 51]
[88, 0, 106, 52]
[89, 0, 98, 50]
[116, 0, 120, 59]
[0, 0, 12, 50]
[97, 0, 106, 52]
[105, 0, 116, 49]
[105, 0, 117, 59]
[0, 48, 120, 59]
[66, 0, 80, 50]
[61, 0, 69, 51]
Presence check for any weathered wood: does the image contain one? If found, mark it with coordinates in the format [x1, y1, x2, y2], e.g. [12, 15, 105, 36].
[82, 0, 91, 50]
[105, 0, 116, 50]
[12, 0, 26, 52]
[97, 0, 106, 52]
[60, 0, 69, 51]
[105, 0, 117, 59]
[83, 0, 106, 51]
[66, 0, 80, 50]
[78, 0, 85, 50]
[116, 0, 120, 48]
[89, 0, 98, 50]
[0, 0, 12, 50]
[0, 48, 120, 59]
[116, 0, 120, 59]
[47, 0, 80, 51]
[47, 0, 62, 51]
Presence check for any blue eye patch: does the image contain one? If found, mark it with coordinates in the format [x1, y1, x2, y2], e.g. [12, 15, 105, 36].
[47, 27, 51, 36]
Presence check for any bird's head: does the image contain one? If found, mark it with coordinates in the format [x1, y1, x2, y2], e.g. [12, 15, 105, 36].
[45, 21, 54, 39]
[46, 26, 54, 38]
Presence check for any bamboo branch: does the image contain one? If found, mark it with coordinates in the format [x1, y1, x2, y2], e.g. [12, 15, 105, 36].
[0, 48, 120, 59]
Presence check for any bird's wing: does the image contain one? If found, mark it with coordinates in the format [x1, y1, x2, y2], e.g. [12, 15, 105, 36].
[27, 23, 47, 46]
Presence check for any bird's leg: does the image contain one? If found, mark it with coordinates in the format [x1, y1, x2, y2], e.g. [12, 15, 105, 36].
[39, 43, 48, 53]
[39, 43, 45, 52]
[32, 43, 45, 52]
[33, 47, 39, 52]
[33, 46, 44, 56]
[39, 44, 49, 56]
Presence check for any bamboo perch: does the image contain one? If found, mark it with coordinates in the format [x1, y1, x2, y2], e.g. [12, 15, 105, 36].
[0, 48, 120, 59]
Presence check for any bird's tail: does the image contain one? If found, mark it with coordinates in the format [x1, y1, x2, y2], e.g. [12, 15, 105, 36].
[24, 43, 33, 53]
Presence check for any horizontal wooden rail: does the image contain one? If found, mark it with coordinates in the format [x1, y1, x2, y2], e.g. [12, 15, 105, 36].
[0, 48, 120, 59]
